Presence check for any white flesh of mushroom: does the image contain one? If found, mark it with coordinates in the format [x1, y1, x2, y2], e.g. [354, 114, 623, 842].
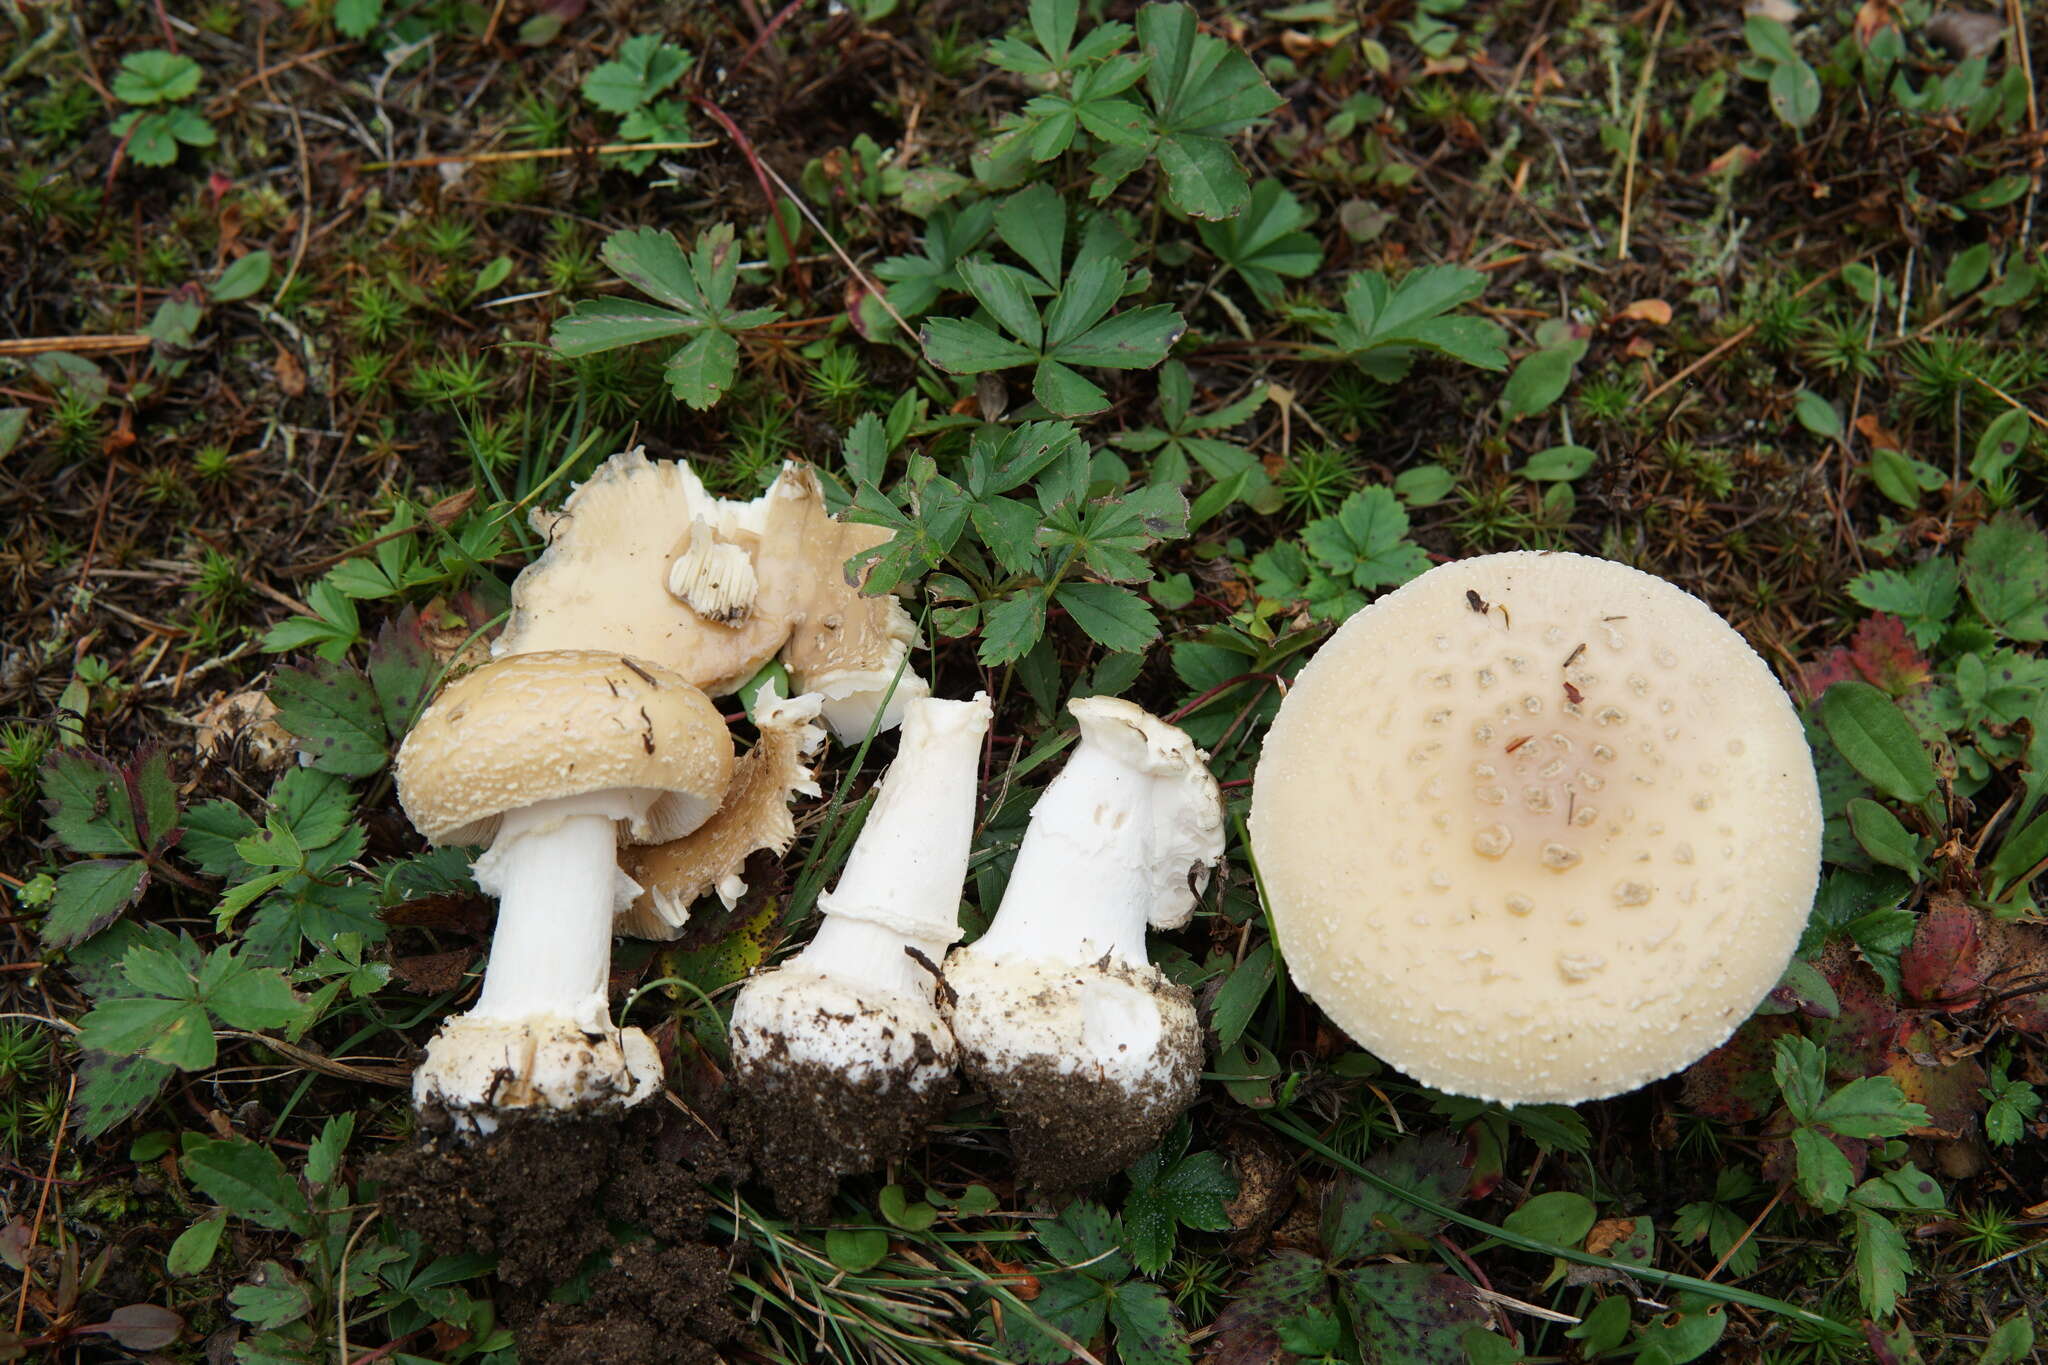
[414, 790, 664, 1132]
[730, 692, 991, 1089]
[944, 697, 1224, 1184]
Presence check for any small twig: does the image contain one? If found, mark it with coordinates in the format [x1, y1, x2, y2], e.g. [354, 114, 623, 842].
[0, 334, 151, 356]
[689, 93, 798, 267]
[1615, 0, 1675, 260]
[1704, 1182, 1785, 1281]
[748, 154, 919, 346]
[14, 1074, 76, 1334]
[363, 138, 718, 171]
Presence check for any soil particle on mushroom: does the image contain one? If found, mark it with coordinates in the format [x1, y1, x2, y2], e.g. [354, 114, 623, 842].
[371, 1105, 738, 1365]
[961, 964, 1203, 1194]
[728, 1030, 956, 1219]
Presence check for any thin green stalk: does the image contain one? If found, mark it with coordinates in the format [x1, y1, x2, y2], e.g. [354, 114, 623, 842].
[1263, 1113, 1854, 1336]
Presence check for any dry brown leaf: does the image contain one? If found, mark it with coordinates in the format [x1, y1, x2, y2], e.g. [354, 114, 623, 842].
[1618, 298, 1673, 326]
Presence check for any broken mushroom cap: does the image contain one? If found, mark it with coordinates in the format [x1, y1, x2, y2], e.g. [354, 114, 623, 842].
[497, 450, 930, 725]
[495, 449, 793, 696]
[770, 463, 930, 741]
[618, 683, 828, 939]
[1250, 550, 1822, 1105]
[396, 649, 735, 851]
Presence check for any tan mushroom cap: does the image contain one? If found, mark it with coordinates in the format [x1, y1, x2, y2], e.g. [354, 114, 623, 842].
[496, 450, 792, 696]
[395, 650, 735, 849]
[1250, 551, 1821, 1105]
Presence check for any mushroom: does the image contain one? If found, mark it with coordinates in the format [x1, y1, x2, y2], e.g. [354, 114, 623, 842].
[395, 650, 735, 1130]
[619, 683, 827, 939]
[499, 449, 929, 734]
[944, 698, 1225, 1192]
[727, 691, 992, 1216]
[1249, 550, 1823, 1105]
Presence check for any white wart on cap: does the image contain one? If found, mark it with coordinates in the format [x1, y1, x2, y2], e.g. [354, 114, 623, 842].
[1250, 551, 1822, 1105]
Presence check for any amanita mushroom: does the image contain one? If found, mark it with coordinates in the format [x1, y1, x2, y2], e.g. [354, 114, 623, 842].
[944, 698, 1225, 1191]
[728, 691, 992, 1216]
[499, 449, 928, 736]
[395, 650, 735, 1130]
[1250, 550, 1822, 1105]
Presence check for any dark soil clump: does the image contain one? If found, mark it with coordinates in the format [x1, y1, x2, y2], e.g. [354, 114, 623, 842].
[965, 966, 1204, 1193]
[731, 1052, 956, 1219]
[371, 1105, 739, 1364]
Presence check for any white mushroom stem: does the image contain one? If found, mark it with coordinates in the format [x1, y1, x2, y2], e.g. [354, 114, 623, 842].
[469, 794, 648, 1019]
[414, 791, 664, 1131]
[943, 698, 1224, 1189]
[726, 692, 991, 1214]
[731, 692, 991, 1081]
[969, 700, 1221, 969]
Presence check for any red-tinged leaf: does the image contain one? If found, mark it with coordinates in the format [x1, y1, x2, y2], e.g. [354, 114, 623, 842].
[92, 1303, 183, 1350]
[1681, 1014, 1797, 1122]
[1203, 1250, 1330, 1365]
[1847, 616, 1932, 695]
[1800, 616, 1932, 702]
[1812, 944, 1904, 1082]
[1982, 919, 2048, 1034]
[1900, 897, 1986, 1007]
[1885, 1023, 1985, 1137]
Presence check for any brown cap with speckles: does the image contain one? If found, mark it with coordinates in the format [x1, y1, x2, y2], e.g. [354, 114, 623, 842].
[1250, 551, 1821, 1104]
[396, 649, 735, 850]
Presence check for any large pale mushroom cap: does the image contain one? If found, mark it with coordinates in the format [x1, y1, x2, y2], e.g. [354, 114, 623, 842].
[1250, 551, 1821, 1104]
[395, 650, 735, 848]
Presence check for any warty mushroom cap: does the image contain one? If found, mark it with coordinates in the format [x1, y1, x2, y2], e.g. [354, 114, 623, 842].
[395, 649, 735, 849]
[1250, 550, 1822, 1105]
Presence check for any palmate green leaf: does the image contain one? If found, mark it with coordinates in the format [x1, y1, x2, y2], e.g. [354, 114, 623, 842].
[1034, 358, 1112, 417]
[184, 1137, 314, 1234]
[1057, 582, 1159, 653]
[550, 298, 701, 356]
[599, 225, 710, 315]
[921, 316, 1037, 374]
[270, 660, 386, 777]
[1123, 1142, 1236, 1274]
[1302, 486, 1431, 590]
[969, 496, 1044, 575]
[1056, 303, 1185, 369]
[1338, 1264, 1486, 1365]
[664, 330, 741, 409]
[979, 591, 1050, 666]
[1963, 509, 2048, 641]
[230, 1267, 315, 1331]
[1323, 1134, 1470, 1261]
[1852, 1209, 1910, 1317]
[1136, 1, 1276, 135]
[876, 202, 995, 318]
[205, 956, 307, 1032]
[113, 50, 202, 105]
[333, 0, 383, 36]
[580, 34, 692, 115]
[1847, 559, 1959, 648]
[1196, 179, 1321, 305]
[40, 859, 150, 949]
[41, 749, 143, 855]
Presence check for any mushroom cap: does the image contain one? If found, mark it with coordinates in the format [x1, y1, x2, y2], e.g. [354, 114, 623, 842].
[1250, 551, 1821, 1105]
[396, 650, 735, 848]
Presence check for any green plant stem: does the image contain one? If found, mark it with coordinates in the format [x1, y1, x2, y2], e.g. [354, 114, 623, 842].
[1262, 1113, 1855, 1336]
